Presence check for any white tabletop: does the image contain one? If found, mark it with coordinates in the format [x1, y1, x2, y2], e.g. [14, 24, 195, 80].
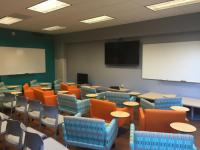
[123, 101, 139, 107]
[138, 92, 176, 100]
[170, 106, 190, 112]
[170, 122, 196, 133]
[111, 111, 130, 118]
[128, 91, 141, 96]
[86, 93, 98, 98]
[44, 137, 68, 150]
[182, 97, 200, 108]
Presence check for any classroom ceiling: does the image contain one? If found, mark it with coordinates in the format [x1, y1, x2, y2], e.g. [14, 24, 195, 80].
[0, 0, 200, 34]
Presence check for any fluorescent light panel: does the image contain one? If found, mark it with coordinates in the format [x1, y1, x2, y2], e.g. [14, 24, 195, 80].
[81, 16, 114, 24]
[28, 0, 70, 13]
[146, 0, 200, 11]
[0, 16, 23, 25]
[43, 26, 66, 31]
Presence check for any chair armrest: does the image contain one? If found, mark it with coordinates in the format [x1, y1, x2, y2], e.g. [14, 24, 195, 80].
[44, 90, 54, 96]
[129, 96, 136, 101]
[139, 107, 145, 130]
[105, 119, 118, 148]
[75, 113, 82, 117]
[96, 92, 105, 99]
[130, 123, 135, 150]
[77, 99, 90, 114]
[140, 98, 155, 109]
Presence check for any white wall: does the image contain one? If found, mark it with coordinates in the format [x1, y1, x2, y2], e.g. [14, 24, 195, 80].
[66, 40, 200, 98]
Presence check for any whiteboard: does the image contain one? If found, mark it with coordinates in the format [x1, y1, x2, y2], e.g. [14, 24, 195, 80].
[142, 41, 200, 83]
[0, 46, 46, 75]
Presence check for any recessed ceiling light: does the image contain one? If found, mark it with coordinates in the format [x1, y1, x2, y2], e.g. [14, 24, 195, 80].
[0, 16, 23, 25]
[146, 0, 200, 11]
[28, 0, 70, 13]
[43, 26, 66, 31]
[80, 16, 114, 24]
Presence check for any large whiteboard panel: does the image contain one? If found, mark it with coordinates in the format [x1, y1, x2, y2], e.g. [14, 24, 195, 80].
[142, 41, 200, 83]
[0, 47, 46, 75]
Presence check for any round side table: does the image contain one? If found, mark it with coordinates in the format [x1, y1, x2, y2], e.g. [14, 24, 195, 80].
[170, 106, 190, 112]
[86, 93, 98, 98]
[110, 111, 130, 118]
[170, 122, 196, 133]
[123, 101, 139, 122]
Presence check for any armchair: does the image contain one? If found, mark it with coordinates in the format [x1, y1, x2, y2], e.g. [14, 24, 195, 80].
[63, 113, 118, 150]
[60, 83, 81, 99]
[130, 123, 196, 150]
[140, 97, 182, 110]
[80, 86, 97, 99]
[90, 99, 131, 127]
[139, 107, 186, 132]
[57, 94, 90, 115]
[97, 91, 136, 107]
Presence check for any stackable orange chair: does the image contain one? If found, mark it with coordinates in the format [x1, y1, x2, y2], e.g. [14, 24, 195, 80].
[139, 107, 187, 133]
[90, 99, 131, 127]
[23, 83, 35, 100]
[60, 83, 81, 99]
[32, 88, 57, 106]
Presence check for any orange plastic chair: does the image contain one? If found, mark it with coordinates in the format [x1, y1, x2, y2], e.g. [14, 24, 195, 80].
[139, 107, 187, 133]
[90, 99, 130, 127]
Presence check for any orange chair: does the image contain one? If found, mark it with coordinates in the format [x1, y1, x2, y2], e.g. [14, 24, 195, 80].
[32, 88, 57, 106]
[139, 107, 186, 133]
[23, 83, 35, 100]
[60, 83, 81, 99]
[90, 99, 131, 127]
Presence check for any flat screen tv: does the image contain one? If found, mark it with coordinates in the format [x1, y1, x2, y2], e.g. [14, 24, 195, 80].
[77, 73, 88, 84]
[105, 41, 140, 65]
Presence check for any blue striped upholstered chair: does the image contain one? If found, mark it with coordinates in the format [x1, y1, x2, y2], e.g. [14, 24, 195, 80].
[63, 113, 118, 150]
[130, 124, 196, 150]
[80, 86, 97, 99]
[54, 79, 62, 93]
[140, 97, 182, 110]
[97, 91, 136, 107]
[57, 94, 90, 115]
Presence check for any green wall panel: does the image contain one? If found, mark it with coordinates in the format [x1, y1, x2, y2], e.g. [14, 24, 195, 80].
[0, 28, 55, 85]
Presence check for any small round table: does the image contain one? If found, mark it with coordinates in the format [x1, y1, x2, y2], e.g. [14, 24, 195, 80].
[86, 94, 98, 98]
[128, 92, 141, 96]
[170, 106, 190, 112]
[57, 90, 69, 94]
[123, 101, 139, 122]
[7, 85, 18, 89]
[10, 91, 22, 95]
[110, 111, 130, 118]
[170, 122, 196, 133]
[41, 87, 51, 91]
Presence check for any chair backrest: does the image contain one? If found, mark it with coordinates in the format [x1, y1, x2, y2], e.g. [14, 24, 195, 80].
[23, 131, 44, 150]
[90, 99, 116, 123]
[155, 97, 182, 110]
[144, 109, 186, 132]
[6, 120, 24, 146]
[4, 92, 15, 102]
[23, 83, 30, 91]
[80, 86, 96, 99]
[57, 94, 78, 113]
[64, 116, 106, 147]
[16, 96, 27, 106]
[41, 105, 58, 119]
[33, 88, 45, 103]
[105, 91, 131, 107]
[134, 131, 194, 150]
[28, 100, 42, 112]
[0, 82, 5, 87]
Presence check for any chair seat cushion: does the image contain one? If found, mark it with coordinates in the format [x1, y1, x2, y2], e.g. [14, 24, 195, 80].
[15, 106, 26, 113]
[0, 112, 9, 120]
[3, 101, 16, 108]
[5, 134, 20, 146]
[28, 111, 40, 119]
[41, 114, 64, 127]
[26, 127, 47, 139]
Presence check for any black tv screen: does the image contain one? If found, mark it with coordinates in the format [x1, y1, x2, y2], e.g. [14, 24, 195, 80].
[105, 41, 140, 65]
[77, 73, 88, 84]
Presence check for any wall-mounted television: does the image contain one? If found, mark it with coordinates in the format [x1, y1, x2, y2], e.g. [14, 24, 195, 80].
[105, 40, 140, 66]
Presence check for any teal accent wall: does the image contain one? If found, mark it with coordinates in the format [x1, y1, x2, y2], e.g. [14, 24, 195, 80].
[0, 28, 55, 85]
